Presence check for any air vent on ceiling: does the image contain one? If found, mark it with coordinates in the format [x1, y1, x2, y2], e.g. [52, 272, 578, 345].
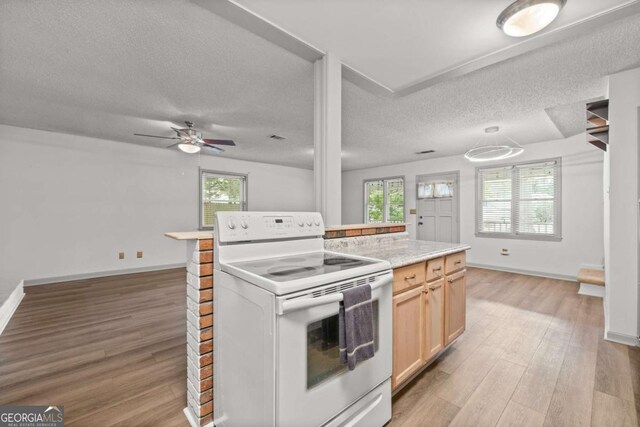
[269, 134, 286, 140]
[416, 150, 435, 155]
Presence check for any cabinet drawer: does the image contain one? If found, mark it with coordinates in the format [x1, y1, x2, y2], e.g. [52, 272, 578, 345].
[393, 262, 426, 294]
[445, 252, 466, 274]
[426, 257, 444, 282]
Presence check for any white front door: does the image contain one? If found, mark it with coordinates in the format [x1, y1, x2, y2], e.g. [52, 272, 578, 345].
[416, 172, 459, 243]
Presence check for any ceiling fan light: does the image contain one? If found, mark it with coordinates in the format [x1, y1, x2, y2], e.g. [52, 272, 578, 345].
[178, 143, 201, 154]
[497, 0, 566, 37]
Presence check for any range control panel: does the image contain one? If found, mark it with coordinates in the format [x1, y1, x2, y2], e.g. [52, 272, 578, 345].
[215, 211, 325, 243]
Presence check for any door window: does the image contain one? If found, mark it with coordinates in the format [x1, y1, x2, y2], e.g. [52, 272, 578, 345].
[306, 301, 379, 389]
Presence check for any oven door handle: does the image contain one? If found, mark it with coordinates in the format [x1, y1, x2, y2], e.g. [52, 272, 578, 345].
[277, 271, 393, 315]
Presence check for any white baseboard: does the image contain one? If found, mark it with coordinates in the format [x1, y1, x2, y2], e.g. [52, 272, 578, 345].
[0, 281, 25, 336]
[605, 330, 640, 347]
[466, 262, 576, 282]
[183, 408, 198, 427]
[578, 283, 605, 298]
[580, 263, 605, 270]
[183, 407, 213, 427]
[23, 263, 186, 287]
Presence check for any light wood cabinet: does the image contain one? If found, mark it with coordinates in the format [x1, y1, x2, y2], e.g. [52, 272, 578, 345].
[392, 285, 425, 388]
[444, 269, 466, 345]
[393, 262, 426, 294]
[392, 252, 467, 392]
[426, 257, 444, 282]
[445, 251, 465, 274]
[424, 278, 445, 360]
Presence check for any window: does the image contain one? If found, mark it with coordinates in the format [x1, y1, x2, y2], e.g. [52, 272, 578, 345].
[364, 177, 405, 224]
[200, 170, 247, 229]
[476, 159, 561, 241]
[418, 179, 455, 199]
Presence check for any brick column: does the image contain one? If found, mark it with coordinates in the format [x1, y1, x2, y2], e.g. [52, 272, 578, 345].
[185, 238, 214, 426]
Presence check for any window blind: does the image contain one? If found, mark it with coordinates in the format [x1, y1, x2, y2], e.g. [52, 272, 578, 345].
[515, 161, 557, 236]
[476, 159, 561, 240]
[477, 166, 512, 234]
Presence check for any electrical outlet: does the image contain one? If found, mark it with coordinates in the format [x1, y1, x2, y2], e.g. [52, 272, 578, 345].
[118, 252, 125, 260]
[501, 248, 510, 256]
[137, 251, 143, 259]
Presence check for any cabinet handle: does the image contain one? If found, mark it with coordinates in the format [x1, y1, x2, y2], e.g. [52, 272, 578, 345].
[454, 260, 462, 265]
[447, 269, 466, 283]
[432, 266, 442, 272]
[405, 274, 417, 280]
[429, 283, 442, 290]
[423, 289, 429, 294]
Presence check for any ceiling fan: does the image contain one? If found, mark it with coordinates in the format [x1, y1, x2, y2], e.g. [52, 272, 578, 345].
[134, 121, 236, 154]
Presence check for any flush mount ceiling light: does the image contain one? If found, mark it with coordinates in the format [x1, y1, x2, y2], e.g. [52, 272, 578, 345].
[497, 0, 566, 37]
[464, 126, 524, 162]
[178, 142, 201, 154]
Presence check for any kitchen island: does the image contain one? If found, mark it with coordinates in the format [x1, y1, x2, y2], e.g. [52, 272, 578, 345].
[326, 227, 470, 392]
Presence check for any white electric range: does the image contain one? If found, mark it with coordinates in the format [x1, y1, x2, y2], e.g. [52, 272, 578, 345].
[213, 211, 393, 427]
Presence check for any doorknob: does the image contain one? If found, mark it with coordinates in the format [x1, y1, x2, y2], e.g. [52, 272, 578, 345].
[418, 222, 423, 225]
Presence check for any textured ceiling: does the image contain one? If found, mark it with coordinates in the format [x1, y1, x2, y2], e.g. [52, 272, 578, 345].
[0, 0, 315, 169]
[1, 1, 639, 171]
[235, 0, 637, 91]
[341, 12, 640, 170]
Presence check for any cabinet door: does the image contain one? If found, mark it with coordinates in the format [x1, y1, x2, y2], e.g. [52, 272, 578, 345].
[445, 269, 466, 345]
[424, 278, 445, 360]
[392, 286, 425, 389]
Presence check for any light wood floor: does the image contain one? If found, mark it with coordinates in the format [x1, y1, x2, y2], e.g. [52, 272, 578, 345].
[0, 268, 190, 427]
[1, 268, 638, 427]
[392, 267, 640, 427]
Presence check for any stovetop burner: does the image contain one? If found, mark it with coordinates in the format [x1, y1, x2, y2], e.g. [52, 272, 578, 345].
[267, 266, 317, 276]
[323, 257, 363, 266]
[230, 252, 377, 282]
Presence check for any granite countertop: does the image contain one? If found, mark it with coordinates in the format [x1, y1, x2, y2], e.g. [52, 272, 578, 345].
[329, 238, 470, 268]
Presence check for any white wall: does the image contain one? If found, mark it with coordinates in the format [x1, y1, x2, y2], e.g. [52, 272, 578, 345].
[0, 124, 314, 305]
[343, 133, 604, 279]
[604, 67, 640, 343]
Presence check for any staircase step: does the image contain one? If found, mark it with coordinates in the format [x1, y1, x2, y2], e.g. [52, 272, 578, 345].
[577, 268, 605, 286]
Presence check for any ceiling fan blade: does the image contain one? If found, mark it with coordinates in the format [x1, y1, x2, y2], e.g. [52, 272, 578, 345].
[134, 133, 180, 140]
[201, 144, 225, 154]
[171, 127, 190, 138]
[202, 138, 236, 146]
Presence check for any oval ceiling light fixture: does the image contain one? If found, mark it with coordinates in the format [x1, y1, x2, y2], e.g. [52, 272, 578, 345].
[178, 142, 201, 154]
[497, 0, 566, 37]
[464, 126, 524, 162]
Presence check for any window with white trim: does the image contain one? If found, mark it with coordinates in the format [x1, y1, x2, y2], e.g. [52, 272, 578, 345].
[200, 170, 247, 229]
[476, 159, 561, 241]
[364, 177, 405, 224]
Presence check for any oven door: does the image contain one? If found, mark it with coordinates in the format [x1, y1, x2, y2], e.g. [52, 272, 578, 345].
[275, 272, 392, 427]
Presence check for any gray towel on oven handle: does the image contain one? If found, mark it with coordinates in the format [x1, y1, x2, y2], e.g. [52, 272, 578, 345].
[339, 284, 375, 370]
